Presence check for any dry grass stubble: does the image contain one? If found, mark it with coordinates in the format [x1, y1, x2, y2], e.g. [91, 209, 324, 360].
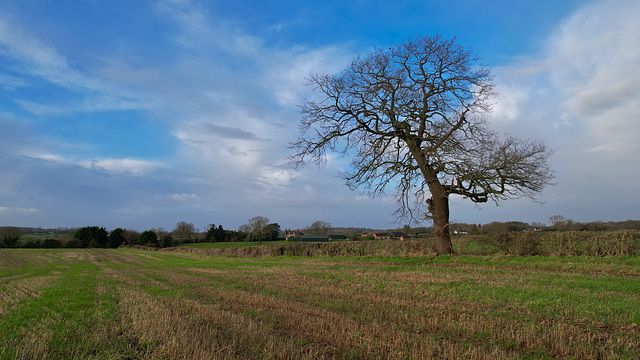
[117, 286, 323, 359]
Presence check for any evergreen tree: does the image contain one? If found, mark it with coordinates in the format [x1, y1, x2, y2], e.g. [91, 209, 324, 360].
[108, 228, 126, 248]
[74, 226, 108, 248]
[139, 230, 158, 247]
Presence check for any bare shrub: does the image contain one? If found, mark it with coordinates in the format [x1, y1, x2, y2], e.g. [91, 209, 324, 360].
[480, 233, 540, 256]
[585, 230, 640, 256]
[161, 240, 435, 258]
[161, 231, 640, 258]
[539, 232, 585, 256]
[606, 230, 639, 256]
[481, 233, 513, 254]
[511, 232, 541, 256]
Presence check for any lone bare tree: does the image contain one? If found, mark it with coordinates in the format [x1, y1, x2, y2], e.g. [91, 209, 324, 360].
[172, 221, 195, 244]
[548, 215, 566, 227]
[290, 35, 554, 255]
[246, 216, 270, 244]
[305, 220, 333, 235]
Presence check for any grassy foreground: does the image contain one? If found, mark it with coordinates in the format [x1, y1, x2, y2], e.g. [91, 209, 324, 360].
[1, 248, 639, 359]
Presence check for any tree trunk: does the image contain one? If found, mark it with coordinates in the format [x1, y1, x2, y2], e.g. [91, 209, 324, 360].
[427, 188, 454, 255]
[408, 141, 454, 255]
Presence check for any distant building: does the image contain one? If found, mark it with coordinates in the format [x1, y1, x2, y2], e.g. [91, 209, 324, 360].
[284, 229, 304, 240]
[374, 232, 409, 240]
[288, 235, 330, 242]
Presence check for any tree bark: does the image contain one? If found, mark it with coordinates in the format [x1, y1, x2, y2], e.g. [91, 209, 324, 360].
[427, 186, 454, 255]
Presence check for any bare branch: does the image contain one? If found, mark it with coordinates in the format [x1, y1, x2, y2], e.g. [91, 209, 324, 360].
[289, 35, 554, 254]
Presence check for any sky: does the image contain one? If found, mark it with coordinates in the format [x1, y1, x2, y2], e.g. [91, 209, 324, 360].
[1, 0, 639, 232]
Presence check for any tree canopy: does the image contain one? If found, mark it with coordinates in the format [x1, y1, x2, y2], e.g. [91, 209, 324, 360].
[108, 228, 126, 248]
[305, 221, 333, 235]
[0, 226, 21, 248]
[74, 226, 108, 248]
[172, 221, 195, 244]
[291, 35, 554, 254]
[139, 230, 158, 247]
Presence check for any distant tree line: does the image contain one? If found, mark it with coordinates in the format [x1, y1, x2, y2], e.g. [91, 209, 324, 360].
[7, 226, 76, 236]
[0, 217, 284, 249]
[449, 218, 640, 234]
[3, 218, 640, 249]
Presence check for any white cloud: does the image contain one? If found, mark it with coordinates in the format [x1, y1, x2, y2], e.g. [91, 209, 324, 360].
[0, 206, 39, 215]
[483, 0, 640, 222]
[1, 1, 389, 229]
[262, 46, 352, 107]
[146, 0, 356, 200]
[0, 72, 27, 89]
[169, 193, 199, 202]
[174, 120, 266, 177]
[7, 0, 637, 230]
[23, 152, 163, 176]
[16, 96, 149, 117]
[257, 168, 297, 188]
[26, 152, 64, 163]
[79, 158, 164, 176]
[490, 83, 528, 124]
[156, 0, 263, 57]
[0, 16, 153, 116]
[0, 17, 100, 91]
[549, 0, 640, 160]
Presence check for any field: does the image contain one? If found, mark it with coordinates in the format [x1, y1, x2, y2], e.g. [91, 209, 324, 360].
[1, 247, 639, 359]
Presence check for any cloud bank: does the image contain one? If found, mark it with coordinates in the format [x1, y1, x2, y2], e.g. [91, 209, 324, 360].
[1, 0, 638, 230]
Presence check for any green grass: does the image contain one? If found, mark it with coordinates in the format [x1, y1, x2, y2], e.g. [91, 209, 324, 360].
[0, 257, 135, 359]
[1, 249, 639, 359]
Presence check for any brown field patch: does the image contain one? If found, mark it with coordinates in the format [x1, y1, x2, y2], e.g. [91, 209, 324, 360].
[0, 275, 58, 315]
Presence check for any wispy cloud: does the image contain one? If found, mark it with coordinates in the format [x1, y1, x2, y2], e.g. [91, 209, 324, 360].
[142, 0, 355, 199]
[261, 45, 351, 107]
[178, 122, 261, 142]
[0, 72, 27, 90]
[155, 0, 264, 57]
[15, 96, 148, 116]
[486, 0, 640, 221]
[0, 17, 93, 89]
[23, 152, 164, 176]
[0, 206, 39, 216]
[169, 193, 199, 202]
[2, 0, 637, 230]
[0, 16, 152, 115]
[80, 158, 165, 176]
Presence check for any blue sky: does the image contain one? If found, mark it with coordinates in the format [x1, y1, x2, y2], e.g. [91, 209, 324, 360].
[1, 0, 639, 231]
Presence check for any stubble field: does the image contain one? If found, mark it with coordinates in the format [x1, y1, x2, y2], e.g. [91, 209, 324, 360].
[1, 247, 639, 359]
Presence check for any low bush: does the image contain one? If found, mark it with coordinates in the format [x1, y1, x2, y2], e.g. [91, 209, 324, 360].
[538, 231, 586, 256]
[160, 230, 640, 258]
[583, 230, 639, 256]
[478, 232, 540, 256]
[64, 239, 82, 248]
[162, 240, 435, 258]
[488, 230, 640, 257]
[42, 238, 63, 248]
[21, 240, 41, 248]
